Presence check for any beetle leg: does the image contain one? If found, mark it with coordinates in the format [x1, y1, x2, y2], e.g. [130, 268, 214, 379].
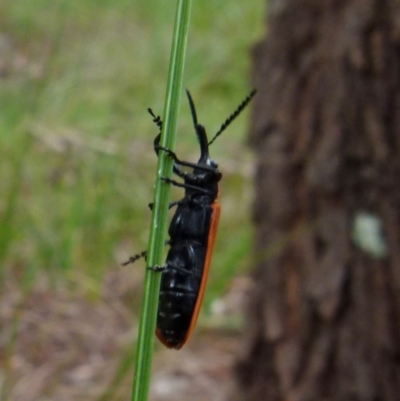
[148, 199, 183, 211]
[150, 258, 201, 276]
[153, 144, 188, 179]
[122, 240, 171, 266]
[147, 265, 167, 272]
[148, 108, 163, 130]
[121, 250, 148, 266]
[160, 177, 212, 195]
[154, 144, 177, 160]
[163, 262, 201, 277]
[172, 265, 201, 276]
[156, 144, 218, 174]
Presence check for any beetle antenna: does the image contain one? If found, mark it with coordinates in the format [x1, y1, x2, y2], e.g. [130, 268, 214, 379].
[148, 108, 163, 131]
[186, 90, 210, 158]
[208, 89, 257, 146]
[186, 89, 199, 126]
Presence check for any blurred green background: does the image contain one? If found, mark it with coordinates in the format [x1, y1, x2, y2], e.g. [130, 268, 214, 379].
[0, 0, 264, 294]
[0, 0, 265, 399]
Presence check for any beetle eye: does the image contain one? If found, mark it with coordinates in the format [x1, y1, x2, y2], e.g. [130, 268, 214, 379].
[208, 159, 218, 169]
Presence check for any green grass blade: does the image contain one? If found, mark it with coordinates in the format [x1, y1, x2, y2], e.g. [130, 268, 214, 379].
[130, 1, 193, 401]
[0, 130, 31, 279]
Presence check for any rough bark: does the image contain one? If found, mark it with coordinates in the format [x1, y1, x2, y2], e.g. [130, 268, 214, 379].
[232, 1, 400, 400]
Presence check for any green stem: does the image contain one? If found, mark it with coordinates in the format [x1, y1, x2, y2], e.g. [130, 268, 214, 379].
[130, 1, 192, 401]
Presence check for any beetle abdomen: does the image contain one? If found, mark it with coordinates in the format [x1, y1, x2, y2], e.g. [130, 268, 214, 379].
[156, 243, 206, 349]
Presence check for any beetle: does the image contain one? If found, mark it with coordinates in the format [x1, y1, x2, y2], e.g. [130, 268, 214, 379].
[125, 89, 256, 349]
[150, 89, 256, 349]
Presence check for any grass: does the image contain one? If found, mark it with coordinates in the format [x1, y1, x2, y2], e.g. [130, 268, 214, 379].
[0, 0, 264, 398]
[131, 1, 193, 399]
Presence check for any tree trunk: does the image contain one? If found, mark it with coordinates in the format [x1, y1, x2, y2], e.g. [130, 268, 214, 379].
[232, 1, 400, 400]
